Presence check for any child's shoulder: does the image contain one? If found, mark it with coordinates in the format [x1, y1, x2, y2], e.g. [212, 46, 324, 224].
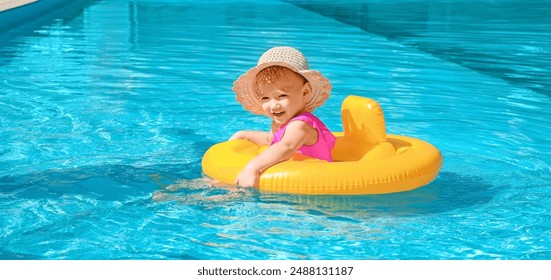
[290, 112, 325, 127]
[291, 111, 316, 122]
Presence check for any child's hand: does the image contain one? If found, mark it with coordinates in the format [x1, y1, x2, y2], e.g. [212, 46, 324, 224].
[229, 131, 245, 141]
[228, 130, 272, 145]
[234, 167, 260, 188]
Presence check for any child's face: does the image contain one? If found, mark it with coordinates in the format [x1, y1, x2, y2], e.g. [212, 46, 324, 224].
[256, 68, 311, 126]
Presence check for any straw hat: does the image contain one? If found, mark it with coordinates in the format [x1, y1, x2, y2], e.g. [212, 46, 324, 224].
[232, 46, 332, 115]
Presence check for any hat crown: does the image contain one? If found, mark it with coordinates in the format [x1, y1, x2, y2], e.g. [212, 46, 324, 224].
[258, 46, 310, 71]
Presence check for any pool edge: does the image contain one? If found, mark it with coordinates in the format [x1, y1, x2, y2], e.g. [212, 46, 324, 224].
[0, 0, 37, 12]
[0, 0, 73, 35]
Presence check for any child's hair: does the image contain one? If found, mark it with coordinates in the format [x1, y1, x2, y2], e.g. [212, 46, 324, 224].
[254, 66, 308, 95]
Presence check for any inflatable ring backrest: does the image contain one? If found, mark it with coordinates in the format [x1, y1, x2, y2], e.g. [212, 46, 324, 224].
[332, 96, 396, 162]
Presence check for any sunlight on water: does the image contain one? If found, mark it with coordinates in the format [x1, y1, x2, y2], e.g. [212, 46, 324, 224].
[1, 0, 550, 259]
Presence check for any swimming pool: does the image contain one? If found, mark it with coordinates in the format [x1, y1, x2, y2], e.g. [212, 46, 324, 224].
[1, 0, 550, 259]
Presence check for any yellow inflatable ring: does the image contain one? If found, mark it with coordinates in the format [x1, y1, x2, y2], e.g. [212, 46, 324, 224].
[202, 95, 443, 195]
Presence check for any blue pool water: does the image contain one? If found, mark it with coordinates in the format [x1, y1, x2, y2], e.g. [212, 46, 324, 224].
[1, 0, 550, 259]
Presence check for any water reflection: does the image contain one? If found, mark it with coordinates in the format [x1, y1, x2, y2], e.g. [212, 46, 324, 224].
[289, 0, 551, 97]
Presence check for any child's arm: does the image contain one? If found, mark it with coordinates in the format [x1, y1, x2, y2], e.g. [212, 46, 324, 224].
[234, 121, 317, 188]
[229, 130, 271, 145]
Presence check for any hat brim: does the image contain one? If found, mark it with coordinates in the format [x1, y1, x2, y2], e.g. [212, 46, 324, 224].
[233, 62, 332, 115]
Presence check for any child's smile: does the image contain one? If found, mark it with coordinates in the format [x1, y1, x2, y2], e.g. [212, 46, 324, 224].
[257, 67, 311, 125]
[272, 111, 285, 117]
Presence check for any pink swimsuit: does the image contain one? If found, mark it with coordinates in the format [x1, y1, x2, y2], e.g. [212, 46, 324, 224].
[271, 112, 336, 161]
